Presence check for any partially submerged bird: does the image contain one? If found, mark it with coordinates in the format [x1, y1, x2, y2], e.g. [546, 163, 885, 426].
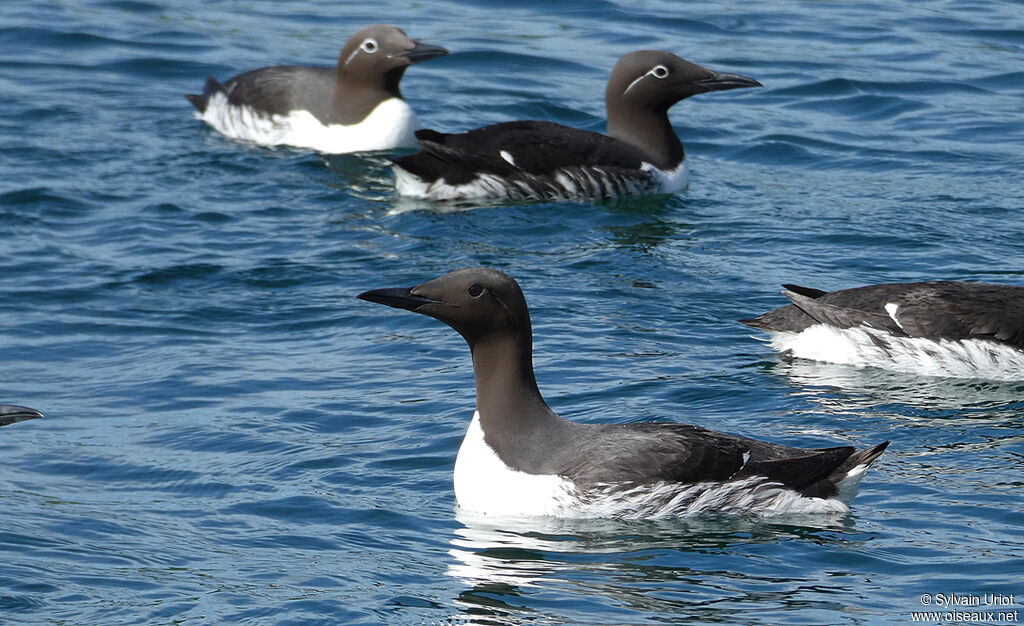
[186, 24, 448, 153]
[742, 281, 1024, 380]
[0, 404, 43, 428]
[358, 268, 887, 519]
[391, 50, 761, 201]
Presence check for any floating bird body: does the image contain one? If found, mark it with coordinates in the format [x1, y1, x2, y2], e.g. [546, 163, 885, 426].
[392, 51, 760, 201]
[359, 268, 886, 519]
[187, 24, 448, 153]
[743, 281, 1024, 380]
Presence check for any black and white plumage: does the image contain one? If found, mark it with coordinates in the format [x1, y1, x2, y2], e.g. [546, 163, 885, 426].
[358, 268, 887, 519]
[0, 404, 43, 428]
[186, 24, 448, 153]
[742, 281, 1024, 380]
[392, 51, 761, 201]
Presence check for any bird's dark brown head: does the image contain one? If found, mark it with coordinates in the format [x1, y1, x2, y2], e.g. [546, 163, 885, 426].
[606, 50, 761, 114]
[337, 24, 448, 85]
[357, 267, 531, 349]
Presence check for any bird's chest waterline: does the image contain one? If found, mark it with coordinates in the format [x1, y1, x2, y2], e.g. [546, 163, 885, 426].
[450, 411, 851, 519]
[452, 411, 579, 517]
[766, 324, 1024, 380]
[395, 159, 689, 202]
[199, 95, 418, 153]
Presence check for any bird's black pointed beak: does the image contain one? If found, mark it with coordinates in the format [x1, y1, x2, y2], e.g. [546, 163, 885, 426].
[393, 42, 449, 64]
[0, 404, 44, 428]
[694, 71, 762, 92]
[358, 286, 441, 312]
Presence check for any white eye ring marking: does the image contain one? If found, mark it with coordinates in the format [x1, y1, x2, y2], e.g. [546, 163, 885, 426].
[623, 64, 672, 95]
[344, 38, 380, 68]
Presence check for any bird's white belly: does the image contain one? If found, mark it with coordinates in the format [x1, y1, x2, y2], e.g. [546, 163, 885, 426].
[766, 324, 1024, 380]
[198, 95, 418, 153]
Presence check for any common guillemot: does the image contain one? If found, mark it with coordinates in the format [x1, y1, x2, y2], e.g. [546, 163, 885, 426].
[390, 51, 760, 201]
[358, 268, 887, 519]
[186, 24, 448, 153]
[742, 281, 1024, 380]
[0, 405, 43, 427]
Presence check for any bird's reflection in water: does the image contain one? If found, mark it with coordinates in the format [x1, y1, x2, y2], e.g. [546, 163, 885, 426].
[774, 359, 1024, 416]
[444, 508, 860, 624]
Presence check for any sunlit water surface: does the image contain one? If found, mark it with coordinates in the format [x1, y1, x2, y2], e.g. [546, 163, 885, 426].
[1, 0, 1022, 623]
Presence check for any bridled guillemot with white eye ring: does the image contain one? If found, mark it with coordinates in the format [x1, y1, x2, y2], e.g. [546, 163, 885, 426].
[391, 50, 761, 201]
[187, 24, 448, 153]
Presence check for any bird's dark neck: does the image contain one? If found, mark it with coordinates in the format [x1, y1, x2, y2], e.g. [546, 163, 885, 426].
[606, 105, 684, 170]
[469, 332, 565, 454]
[332, 67, 406, 125]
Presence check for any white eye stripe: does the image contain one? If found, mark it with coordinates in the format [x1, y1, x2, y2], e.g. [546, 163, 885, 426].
[623, 64, 672, 95]
[343, 37, 380, 68]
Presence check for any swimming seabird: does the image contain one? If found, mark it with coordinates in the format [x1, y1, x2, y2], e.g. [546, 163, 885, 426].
[358, 268, 887, 518]
[742, 281, 1024, 380]
[391, 50, 760, 201]
[186, 24, 448, 153]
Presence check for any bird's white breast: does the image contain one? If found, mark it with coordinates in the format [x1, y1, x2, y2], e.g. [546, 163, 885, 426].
[642, 158, 689, 194]
[198, 94, 418, 153]
[453, 411, 579, 517]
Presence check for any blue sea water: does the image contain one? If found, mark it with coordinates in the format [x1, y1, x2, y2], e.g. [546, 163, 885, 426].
[2, 0, 1023, 623]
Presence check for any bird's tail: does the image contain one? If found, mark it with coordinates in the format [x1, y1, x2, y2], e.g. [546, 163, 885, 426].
[829, 440, 889, 504]
[185, 76, 224, 113]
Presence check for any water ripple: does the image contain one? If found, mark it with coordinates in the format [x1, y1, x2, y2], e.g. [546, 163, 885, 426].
[1, 0, 1022, 623]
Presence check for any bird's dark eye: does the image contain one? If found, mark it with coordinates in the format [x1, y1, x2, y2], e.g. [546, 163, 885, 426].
[361, 38, 378, 53]
[468, 284, 484, 297]
[651, 65, 669, 79]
